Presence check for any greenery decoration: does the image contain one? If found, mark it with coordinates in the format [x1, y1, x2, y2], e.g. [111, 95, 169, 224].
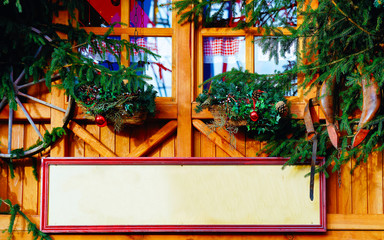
[1, 198, 51, 240]
[174, 0, 384, 173]
[1, 0, 158, 122]
[1, 0, 158, 237]
[75, 81, 157, 131]
[195, 69, 292, 136]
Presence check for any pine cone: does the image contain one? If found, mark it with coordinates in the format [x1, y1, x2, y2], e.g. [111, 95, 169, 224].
[252, 90, 264, 99]
[275, 101, 288, 116]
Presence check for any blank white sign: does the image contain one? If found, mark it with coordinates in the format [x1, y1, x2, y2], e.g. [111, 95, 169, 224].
[45, 163, 321, 227]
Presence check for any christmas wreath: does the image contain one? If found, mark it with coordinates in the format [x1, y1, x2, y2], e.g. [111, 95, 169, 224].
[195, 69, 291, 136]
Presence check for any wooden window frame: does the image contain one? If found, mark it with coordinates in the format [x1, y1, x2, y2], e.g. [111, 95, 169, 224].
[80, 0, 177, 103]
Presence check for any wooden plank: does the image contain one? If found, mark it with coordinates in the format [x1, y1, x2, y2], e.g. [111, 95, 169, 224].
[352, 158, 368, 214]
[0, 104, 51, 120]
[215, 128, 230, 157]
[327, 166, 338, 214]
[0, 215, 40, 231]
[0, 231, 384, 240]
[176, 13, 192, 157]
[130, 125, 147, 154]
[84, 124, 100, 157]
[192, 120, 245, 158]
[100, 125, 116, 155]
[74, 103, 177, 120]
[69, 125, 85, 157]
[147, 122, 161, 157]
[337, 161, 352, 214]
[368, 150, 383, 214]
[128, 120, 177, 157]
[0, 124, 8, 213]
[2, 214, 384, 232]
[7, 124, 24, 208]
[115, 127, 131, 157]
[50, 84, 66, 157]
[51, 10, 68, 158]
[193, 129, 201, 157]
[192, 102, 306, 119]
[22, 125, 38, 214]
[160, 134, 175, 157]
[245, 133, 261, 157]
[69, 121, 117, 157]
[328, 214, 384, 230]
[200, 130, 215, 158]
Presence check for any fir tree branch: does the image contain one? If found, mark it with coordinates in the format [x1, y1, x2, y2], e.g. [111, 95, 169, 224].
[331, 0, 372, 36]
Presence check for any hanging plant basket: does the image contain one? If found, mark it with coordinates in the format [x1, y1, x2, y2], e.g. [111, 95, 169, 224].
[208, 105, 248, 127]
[195, 73, 291, 135]
[75, 83, 156, 131]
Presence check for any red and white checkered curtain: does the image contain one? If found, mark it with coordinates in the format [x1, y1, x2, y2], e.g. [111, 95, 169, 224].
[79, 40, 120, 63]
[203, 37, 240, 63]
[133, 37, 158, 55]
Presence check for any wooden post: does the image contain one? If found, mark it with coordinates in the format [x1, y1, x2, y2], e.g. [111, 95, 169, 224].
[176, 10, 192, 157]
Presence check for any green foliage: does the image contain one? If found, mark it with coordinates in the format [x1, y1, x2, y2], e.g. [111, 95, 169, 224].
[0, 0, 158, 119]
[1, 198, 52, 240]
[175, 0, 384, 173]
[196, 68, 291, 135]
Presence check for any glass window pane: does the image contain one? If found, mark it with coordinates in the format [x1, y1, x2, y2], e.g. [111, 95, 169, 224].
[130, 0, 172, 28]
[203, 37, 245, 90]
[254, 1, 297, 27]
[254, 37, 297, 95]
[79, 0, 121, 27]
[203, 1, 244, 28]
[130, 37, 172, 97]
[80, 36, 121, 71]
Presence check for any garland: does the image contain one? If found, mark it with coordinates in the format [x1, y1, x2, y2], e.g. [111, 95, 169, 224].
[174, 0, 384, 173]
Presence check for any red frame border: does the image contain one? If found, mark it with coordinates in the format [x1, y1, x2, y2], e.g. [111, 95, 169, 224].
[40, 157, 326, 233]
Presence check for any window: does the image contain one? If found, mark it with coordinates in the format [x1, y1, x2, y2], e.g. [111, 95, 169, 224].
[195, 0, 300, 100]
[80, 0, 175, 99]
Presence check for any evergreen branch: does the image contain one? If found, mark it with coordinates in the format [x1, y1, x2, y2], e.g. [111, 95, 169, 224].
[331, 0, 372, 36]
[0, 199, 52, 240]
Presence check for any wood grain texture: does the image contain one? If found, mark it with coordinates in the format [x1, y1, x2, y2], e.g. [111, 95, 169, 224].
[337, 161, 352, 214]
[327, 166, 338, 214]
[0, 124, 8, 212]
[8, 124, 24, 207]
[115, 128, 131, 157]
[128, 120, 177, 157]
[176, 14, 192, 157]
[352, 159, 368, 214]
[69, 121, 117, 157]
[69, 126, 85, 157]
[22, 125, 38, 214]
[368, 150, 383, 214]
[100, 125, 116, 155]
[193, 120, 245, 158]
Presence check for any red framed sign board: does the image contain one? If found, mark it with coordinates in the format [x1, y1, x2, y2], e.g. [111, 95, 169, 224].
[40, 157, 326, 233]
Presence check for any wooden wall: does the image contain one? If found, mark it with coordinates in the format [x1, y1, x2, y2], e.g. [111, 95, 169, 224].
[1, 4, 384, 239]
[1, 115, 384, 239]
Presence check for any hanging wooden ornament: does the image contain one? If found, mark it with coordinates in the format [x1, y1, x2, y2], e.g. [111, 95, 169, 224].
[95, 115, 107, 127]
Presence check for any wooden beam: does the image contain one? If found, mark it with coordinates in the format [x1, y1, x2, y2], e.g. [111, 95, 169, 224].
[0, 104, 51, 120]
[327, 214, 384, 230]
[176, 10, 193, 157]
[68, 121, 118, 157]
[3, 214, 384, 232]
[192, 120, 245, 158]
[128, 120, 177, 157]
